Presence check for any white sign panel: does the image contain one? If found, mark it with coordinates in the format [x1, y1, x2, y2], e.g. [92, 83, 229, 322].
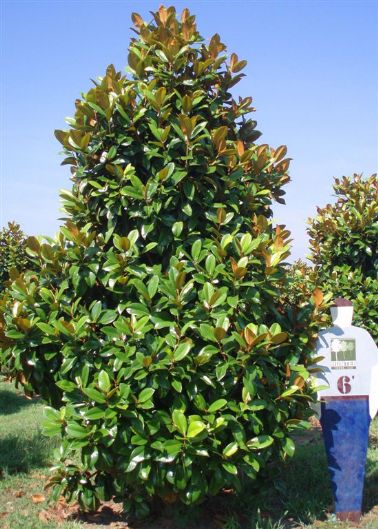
[315, 325, 378, 418]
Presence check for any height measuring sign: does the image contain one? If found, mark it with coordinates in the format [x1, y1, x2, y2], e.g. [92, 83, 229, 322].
[316, 325, 378, 417]
[315, 324, 378, 522]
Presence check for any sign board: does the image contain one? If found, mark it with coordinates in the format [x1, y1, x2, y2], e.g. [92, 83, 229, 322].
[315, 306, 378, 522]
[315, 325, 378, 417]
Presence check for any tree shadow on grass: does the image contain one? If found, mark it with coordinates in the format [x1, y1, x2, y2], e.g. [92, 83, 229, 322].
[364, 451, 378, 513]
[0, 430, 55, 474]
[0, 388, 39, 415]
[209, 439, 332, 529]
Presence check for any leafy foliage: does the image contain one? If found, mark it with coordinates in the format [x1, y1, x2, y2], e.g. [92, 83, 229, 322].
[308, 173, 378, 339]
[282, 260, 317, 307]
[0, 222, 30, 292]
[0, 6, 327, 517]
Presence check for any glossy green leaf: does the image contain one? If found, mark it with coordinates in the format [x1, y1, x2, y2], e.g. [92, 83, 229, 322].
[187, 421, 206, 438]
[282, 437, 295, 457]
[208, 399, 227, 413]
[172, 410, 187, 436]
[222, 462, 238, 475]
[98, 310, 117, 325]
[191, 240, 202, 260]
[223, 442, 238, 458]
[66, 422, 90, 439]
[172, 221, 184, 237]
[98, 370, 111, 393]
[83, 388, 107, 404]
[247, 435, 274, 450]
[173, 340, 193, 362]
[138, 387, 155, 403]
[147, 275, 159, 298]
[84, 407, 106, 420]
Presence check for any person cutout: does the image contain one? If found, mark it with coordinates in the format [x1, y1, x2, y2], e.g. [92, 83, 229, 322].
[315, 297, 378, 522]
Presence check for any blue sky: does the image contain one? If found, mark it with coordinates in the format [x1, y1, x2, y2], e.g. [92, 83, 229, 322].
[1, 0, 377, 261]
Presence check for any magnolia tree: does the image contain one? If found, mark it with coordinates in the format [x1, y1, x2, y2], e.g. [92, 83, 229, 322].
[308, 173, 377, 340]
[0, 6, 327, 516]
[0, 222, 30, 292]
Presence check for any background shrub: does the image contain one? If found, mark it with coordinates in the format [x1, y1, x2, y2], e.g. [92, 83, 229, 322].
[0, 6, 327, 516]
[308, 173, 377, 340]
[0, 222, 30, 292]
[282, 259, 317, 307]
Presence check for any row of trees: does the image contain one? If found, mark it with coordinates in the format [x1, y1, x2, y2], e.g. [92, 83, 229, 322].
[0, 5, 376, 518]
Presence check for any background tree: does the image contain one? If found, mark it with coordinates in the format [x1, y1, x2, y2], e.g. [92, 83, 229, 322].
[1, 6, 327, 516]
[282, 259, 317, 307]
[0, 222, 30, 292]
[308, 173, 377, 339]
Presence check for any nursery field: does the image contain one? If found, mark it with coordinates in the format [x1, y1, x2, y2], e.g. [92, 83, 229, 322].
[0, 379, 377, 529]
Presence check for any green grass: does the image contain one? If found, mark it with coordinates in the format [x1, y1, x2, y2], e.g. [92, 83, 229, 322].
[0, 381, 80, 529]
[0, 386, 55, 474]
[0, 379, 377, 529]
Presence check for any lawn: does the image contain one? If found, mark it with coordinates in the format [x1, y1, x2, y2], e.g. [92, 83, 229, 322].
[0, 379, 377, 529]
